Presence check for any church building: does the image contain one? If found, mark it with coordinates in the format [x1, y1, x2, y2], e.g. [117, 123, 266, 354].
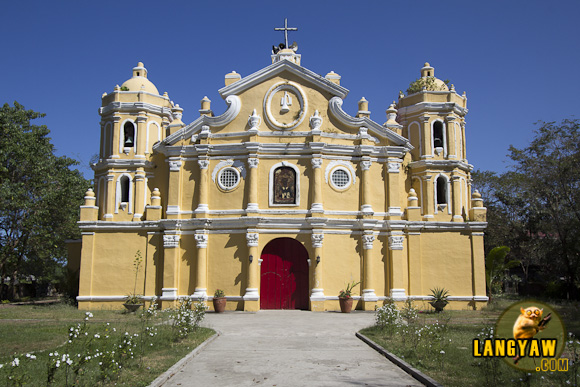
[73, 26, 488, 311]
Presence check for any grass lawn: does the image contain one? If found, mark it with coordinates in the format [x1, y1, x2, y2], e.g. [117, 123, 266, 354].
[0, 301, 215, 386]
[360, 298, 580, 387]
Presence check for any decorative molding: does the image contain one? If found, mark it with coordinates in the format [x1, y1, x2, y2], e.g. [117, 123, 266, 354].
[268, 161, 300, 207]
[360, 160, 372, 171]
[309, 110, 323, 132]
[311, 233, 324, 248]
[310, 288, 325, 301]
[362, 289, 378, 302]
[248, 109, 261, 132]
[263, 81, 307, 131]
[192, 288, 208, 300]
[243, 288, 260, 301]
[160, 288, 178, 301]
[324, 161, 356, 185]
[246, 232, 259, 247]
[99, 101, 173, 119]
[211, 159, 246, 185]
[195, 233, 208, 248]
[390, 288, 407, 301]
[328, 96, 411, 149]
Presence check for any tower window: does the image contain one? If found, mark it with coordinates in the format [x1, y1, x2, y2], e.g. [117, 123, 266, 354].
[120, 176, 130, 203]
[433, 121, 444, 149]
[436, 176, 447, 205]
[124, 122, 135, 148]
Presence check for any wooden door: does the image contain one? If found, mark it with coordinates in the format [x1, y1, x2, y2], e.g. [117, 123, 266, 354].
[260, 238, 309, 310]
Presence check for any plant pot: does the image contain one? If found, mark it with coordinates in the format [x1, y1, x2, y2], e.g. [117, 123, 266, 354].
[339, 297, 353, 313]
[213, 297, 226, 313]
[123, 303, 144, 313]
[429, 300, 448, 312]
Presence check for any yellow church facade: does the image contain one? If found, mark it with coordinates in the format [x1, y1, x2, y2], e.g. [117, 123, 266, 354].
[74, 44, 488, 311]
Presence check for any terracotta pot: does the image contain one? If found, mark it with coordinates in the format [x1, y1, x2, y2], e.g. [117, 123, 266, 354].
[339, 297, 353, 313]
[123, 303, 144, 313]
[213, 297, 227, 313]
[429, 300, 448, 312]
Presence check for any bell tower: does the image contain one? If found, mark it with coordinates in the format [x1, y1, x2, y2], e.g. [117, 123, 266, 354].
[94, 62, 175, 221]
[397, 63, 471, 222]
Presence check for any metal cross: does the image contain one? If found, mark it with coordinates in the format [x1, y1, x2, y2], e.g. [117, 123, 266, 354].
[274, 18, 297, 49]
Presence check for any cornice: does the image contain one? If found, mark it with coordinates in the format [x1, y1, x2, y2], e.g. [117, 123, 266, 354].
[91, 159, 155, 171]
[99, 102, 172, 118]
[408, 159, 473, 172]
[218, 60, 348, 99]
[397, 102, 468, 117]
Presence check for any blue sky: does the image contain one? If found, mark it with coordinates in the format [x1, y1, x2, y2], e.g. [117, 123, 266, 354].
[1, 1, 578, 179]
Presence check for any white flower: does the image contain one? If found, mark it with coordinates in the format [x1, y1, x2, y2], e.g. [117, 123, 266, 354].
[94, 334, 100, 338]
[0, 364, 3, 369]
[11, 358, 19, 367]
[66, 359, 73, 366]
[440, 350, 445, 354]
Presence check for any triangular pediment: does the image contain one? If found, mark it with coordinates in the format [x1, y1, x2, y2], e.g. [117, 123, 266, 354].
[219, 59, 349, 99]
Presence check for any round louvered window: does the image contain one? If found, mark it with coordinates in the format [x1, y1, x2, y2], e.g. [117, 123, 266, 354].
[217, 167, 240, 190]
[330, 168, 351, 189]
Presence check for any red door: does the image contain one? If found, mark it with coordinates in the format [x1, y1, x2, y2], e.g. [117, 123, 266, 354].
[260, 238, 309, 310]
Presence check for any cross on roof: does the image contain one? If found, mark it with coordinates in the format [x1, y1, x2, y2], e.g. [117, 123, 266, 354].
[274, 18, 297, 49]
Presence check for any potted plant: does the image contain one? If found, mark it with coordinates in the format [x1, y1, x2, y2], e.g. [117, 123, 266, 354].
[429, 287, 450, 312]
[123, 251, 144, 312]
[338, 281, 360, 313]
[213, 289, 226, 313]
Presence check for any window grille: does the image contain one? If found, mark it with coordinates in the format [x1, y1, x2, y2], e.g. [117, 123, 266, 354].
[331, 169, 350, 188]
[219, 168, 239, 189]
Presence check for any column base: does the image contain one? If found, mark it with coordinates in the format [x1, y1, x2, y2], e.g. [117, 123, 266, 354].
[390, 288, 407, 301]
[192, 288, 207, 301]
[244, 300, 259, 311]
[360, 204, 374, 214]
[310, 203, 324, 213]
[246, 203, 259, 213]
[453, 215, 464, 222]
[243, 288, 259, 301]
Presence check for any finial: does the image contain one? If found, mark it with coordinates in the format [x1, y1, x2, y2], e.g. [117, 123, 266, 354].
[274, 18, 298, 50]
[472, 190, 482, 199]
[310, 110, 323, 131]
[163, 91, 169, 98]
[114, 85, 120, 91]
[102, 92, 107, 98]
[248, 109, 261, 132]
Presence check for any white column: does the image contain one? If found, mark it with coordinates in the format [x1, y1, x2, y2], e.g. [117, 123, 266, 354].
[310, 232, 325, 301]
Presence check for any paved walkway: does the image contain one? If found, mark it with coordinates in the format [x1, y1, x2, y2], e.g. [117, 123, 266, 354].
[163, 310, 422, 387]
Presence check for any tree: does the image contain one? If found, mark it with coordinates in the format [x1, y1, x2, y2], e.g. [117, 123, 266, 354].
[473, 119, 580, 299]
[0, 102, 89, 299]
[485, 246, 519, 301]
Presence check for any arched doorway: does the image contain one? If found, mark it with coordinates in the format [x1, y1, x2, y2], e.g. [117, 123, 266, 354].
[260, 238, 309, 310]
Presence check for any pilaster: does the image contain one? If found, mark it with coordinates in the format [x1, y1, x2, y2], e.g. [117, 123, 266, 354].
[311, 157, 324, 213]
[77, 232, 95, 309]
[422, 175, 434, 220]
[195, 158, 210, 217]
[385, 160, 402, 219]
[161, 231, 180, 308]
[389, 233, 407, 301]
[111, 116, 121, 159]
[360, 158, 373, 214]
[192, 232, 208, 301]
[135, 114, 147, 157]
[310, 232, 325, 311]
[445, 116, 457, 158]
[246, 157, 259, 213]
[421, 115, 431, 158]
[104, 174, 115, 221]
[166, 159, 182, 219]
[361, 232, 378, 310]
[243, 231, 260, 311]
[133, 167, 145, 220]
[451, 175, 463, 222]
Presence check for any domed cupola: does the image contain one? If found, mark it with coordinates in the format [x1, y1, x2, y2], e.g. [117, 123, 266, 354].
[419, 62, 448, 91]
[121, 62, 159, 95]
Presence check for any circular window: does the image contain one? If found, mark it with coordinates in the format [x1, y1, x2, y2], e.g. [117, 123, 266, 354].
[217, 167, 240, 190]
[330, 168, 351, 190]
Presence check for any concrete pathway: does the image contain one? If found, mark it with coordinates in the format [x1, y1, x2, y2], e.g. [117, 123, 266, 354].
[162, 310, 423, 387]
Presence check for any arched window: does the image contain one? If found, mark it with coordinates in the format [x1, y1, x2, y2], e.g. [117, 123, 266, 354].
[273, 166, 296, 204]
[120, 176, 130, 203]
[123, 122, 135, 148]
[436, 176, 447, 205]
[433, 121, 444, 149]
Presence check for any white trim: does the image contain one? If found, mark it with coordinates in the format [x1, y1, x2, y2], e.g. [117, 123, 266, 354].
[324, 160, 356, 187]
[431, 119, 447, 157]
[216, 167, 241, 191]
[120, 119, 137, 154]
[268, 161, 300, 207]
[115, 173, 134, 214]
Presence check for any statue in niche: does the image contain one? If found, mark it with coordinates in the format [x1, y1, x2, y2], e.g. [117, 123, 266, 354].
[274, 167, 296, 204]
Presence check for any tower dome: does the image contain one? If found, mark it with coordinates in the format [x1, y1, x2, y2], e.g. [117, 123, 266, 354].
[120, 62, 159, 94]
[420, 62, 448, 91]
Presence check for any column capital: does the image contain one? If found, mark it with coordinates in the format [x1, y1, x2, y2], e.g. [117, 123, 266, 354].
[169, 160, 182, 172]
[248, 158, 259, 169]
[311, 158, 323, 169]
[360, 160, 372, 171]
[246, 232, 259, 247]
[195, 233, 208, 249]
[388, 235, 404, 250]
[163, 234, 180, 248]
[387, 162, 400, 173]
[198, 159, 209, 170]
[362, 233, 375, 249]
[311, 233, 324, 248]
